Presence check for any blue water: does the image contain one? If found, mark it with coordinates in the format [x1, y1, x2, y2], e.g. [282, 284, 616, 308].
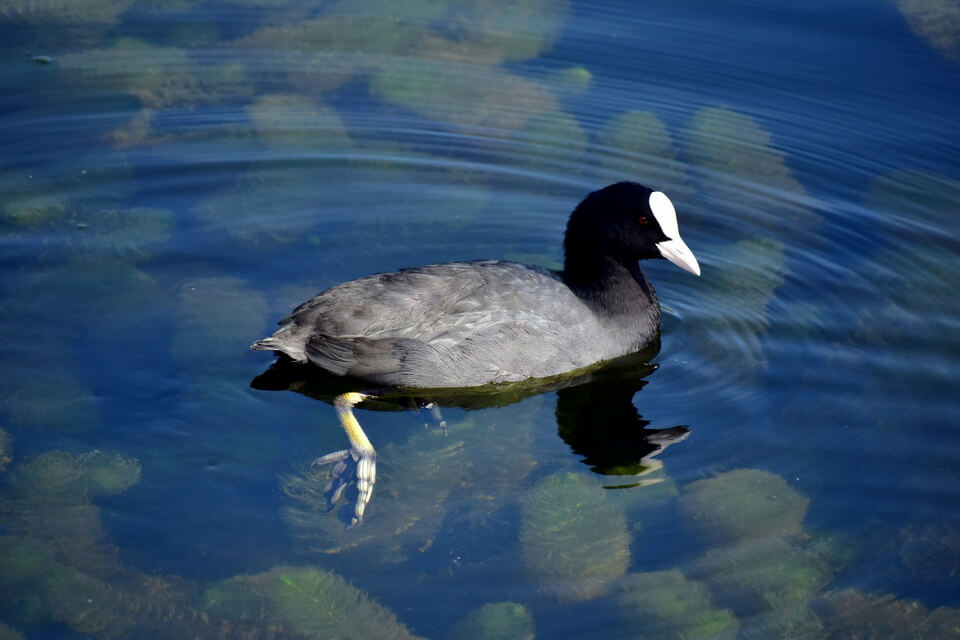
[1, 0, 959, 638]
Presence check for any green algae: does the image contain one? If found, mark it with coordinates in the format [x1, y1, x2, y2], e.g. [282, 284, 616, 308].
[428, 0, 570, 64]
[0, 450, 140, 575]
[75, 206, 175, 260]
[283, 417, 471, 560]
[685, 236, 787, 373]
[894, 0, 960, 64]
[0, 366, 101, 432]
[1, 194, 67, 227]
[697, 538, 833, 608]
[594, 110, 692, 196]
[682, 106, 818, 231]
[813, 588, 960, 638]
[447, 602, 535, 640]
[202, 565, 425, 639]
[506, 110, 587, 171]
[57, 37, 253, 114]
[190, 166, 326, 244]
[679, 469, 809, 545]
[519, 471, 630, 601]
[614, 570, 738, 640]
[0, 621, 23, 640]
[0, 536, 275, 638]
[228, 14, 418, 94]
[0, 428, 10, 471]
[247, 94, 353, 152]
[543, 65, 593, 97]
[370, 59, 559, 130]
[81, 450, 142, 497]
[0, 0, 134, 25]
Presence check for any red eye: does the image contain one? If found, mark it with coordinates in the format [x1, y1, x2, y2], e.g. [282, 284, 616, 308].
[636, 216, 648, 225]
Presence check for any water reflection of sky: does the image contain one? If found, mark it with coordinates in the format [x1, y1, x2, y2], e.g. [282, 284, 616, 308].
[1, 0, 959, 638]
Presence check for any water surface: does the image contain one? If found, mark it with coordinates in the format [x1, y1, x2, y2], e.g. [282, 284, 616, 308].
[1, 0, 959, 638]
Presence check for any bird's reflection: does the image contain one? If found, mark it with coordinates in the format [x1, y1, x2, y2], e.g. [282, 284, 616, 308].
[251, 338, 690, 524]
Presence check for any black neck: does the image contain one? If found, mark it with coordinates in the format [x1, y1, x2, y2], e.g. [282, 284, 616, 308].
[562, 244, 658, 317]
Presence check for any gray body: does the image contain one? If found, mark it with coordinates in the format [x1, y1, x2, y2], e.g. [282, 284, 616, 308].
[252, 259, 661, 388]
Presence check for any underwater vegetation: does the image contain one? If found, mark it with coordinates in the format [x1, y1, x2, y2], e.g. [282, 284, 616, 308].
[519, 471, 630, 602]
[683, 236, 787, 374]
[370, 59, 559, 131]
[446, 602, 535, 640]
[0, 449, 140, 575]
[283, 397, 538, 560]
[57, 37, 252, 109]
[593, 110, 692, 197]
[894, 0, 960, 65]
[0, 445, 424, 639]
[503, 110, 587, 172]
[284, 416, 473, 560]
[679, 469, 809, 546]
[0, 0, 133, 25]
[0, 428, 10, 471]
[0, 621, 23, 640]
[247, 94, 352, 153]
[201, 565, 424, 640]
[682, 106, 818, 233]
[813, 588, 960, 639]
[613, 569, 739, 640]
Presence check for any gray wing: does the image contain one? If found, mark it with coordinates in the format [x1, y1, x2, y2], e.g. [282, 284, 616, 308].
[266, 261, 602, 387]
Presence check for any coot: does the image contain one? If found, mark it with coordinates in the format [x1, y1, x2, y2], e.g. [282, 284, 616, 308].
[252, 181, 700, 524]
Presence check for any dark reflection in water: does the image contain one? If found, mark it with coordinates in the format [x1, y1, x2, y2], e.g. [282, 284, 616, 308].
[252, 344, 690, 522]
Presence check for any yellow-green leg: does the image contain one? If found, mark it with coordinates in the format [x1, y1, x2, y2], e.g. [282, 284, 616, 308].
[312, 392, 376, 527]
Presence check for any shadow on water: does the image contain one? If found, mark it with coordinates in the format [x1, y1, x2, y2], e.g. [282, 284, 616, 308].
[251, 339, 691, 520]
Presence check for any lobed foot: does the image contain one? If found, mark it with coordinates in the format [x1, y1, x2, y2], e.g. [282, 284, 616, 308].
[312, 392, 377, 527]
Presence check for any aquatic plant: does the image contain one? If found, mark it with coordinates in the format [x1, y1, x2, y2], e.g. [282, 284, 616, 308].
[228, 14, 417, 95]
[0, 621, 23, 640]
[283, 417, 470, 560]
[0, 449, 140, 575]
[543, 65, 593, 97]
[684, 236, 787, 373]
[0, 428, 11, 471]
[692, 538, 834, 626]
[190, 166, 330, 244]
[81, 450, 142, 497]
[247, 94, 352, 152]
[76, 206, 175, 261]
[170, 276, 270, 368]
[507, 110, 587, 171]
[446, 602, 535, 640]
[0, 365, 101, 432]
[370, 59, 559, 130]
[594, 110, 692, 196]
[682, 107, 818, 232]
[58, 38, 252, 112]
[1, 194, 67, 227]
[812, 588, 960, 638]
[423, 0, 571, 64]
[0, 535, 279, 638]
[453, 402, 539, 527]
[201, 565, 425, 639]
[679, 468, 809, 545]
[895, 516, 960, 600]
[0, 0, 134, 25]
[894, 0, 960, 64]
[519, 471, 630, 601]
[614, 570, 739, 640]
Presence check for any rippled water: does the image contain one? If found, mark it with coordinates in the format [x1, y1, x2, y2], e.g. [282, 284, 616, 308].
[1, 0, 959, 638]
